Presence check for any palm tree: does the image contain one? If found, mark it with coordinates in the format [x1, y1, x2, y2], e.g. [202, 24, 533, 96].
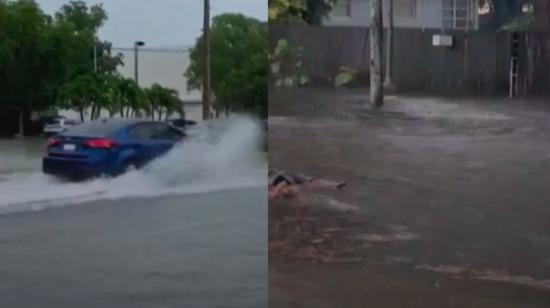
[144, 84, 184, 121]
[159, 89, 184, 120]
[110, 75, 145, 118]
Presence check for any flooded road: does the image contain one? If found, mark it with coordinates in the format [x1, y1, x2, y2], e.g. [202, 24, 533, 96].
[0, 189, 266, 308]
[269, 88, 550, 307]
[0, 118, 266, 307]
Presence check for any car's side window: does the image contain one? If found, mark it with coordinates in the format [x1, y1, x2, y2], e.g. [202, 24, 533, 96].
[152, 124, 183, 142]
[171, 119, 186, 127]
[128, 124, 157, 140]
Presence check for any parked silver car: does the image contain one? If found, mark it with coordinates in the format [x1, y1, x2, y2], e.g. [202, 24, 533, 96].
[43, 117, 79, 136]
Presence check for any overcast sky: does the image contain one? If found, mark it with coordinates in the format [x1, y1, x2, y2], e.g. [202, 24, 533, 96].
[39, 0, 267, 48]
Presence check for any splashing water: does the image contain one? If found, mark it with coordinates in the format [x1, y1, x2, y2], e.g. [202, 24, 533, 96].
[0, 116, 267, 214]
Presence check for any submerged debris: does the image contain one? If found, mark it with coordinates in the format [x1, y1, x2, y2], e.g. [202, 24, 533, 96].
[416, 264, 550, 290]
[357, 232, 420, 244]
[268, 169, 347, 200]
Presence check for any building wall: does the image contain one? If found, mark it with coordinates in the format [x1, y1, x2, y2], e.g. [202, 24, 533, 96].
[324, 0, 477, 30]
[114, 47, 203, 121]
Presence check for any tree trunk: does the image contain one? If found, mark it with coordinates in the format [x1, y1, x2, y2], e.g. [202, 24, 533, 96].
[370, 0, 384, 108]
[158, 110, 162, 121]
[384, 0, 395, 91]
[90, 105, 96, 121]
[120, 102, 124, 118]
[79, 108, 84, 122]
[18, 108, 24, 138]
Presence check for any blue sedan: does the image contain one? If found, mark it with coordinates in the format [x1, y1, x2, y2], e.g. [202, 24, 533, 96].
[43, 119, 185, 180]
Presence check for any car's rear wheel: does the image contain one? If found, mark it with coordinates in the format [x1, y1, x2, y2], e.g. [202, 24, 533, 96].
[125, 163, 137, 173]
[124, 162, 137, 173]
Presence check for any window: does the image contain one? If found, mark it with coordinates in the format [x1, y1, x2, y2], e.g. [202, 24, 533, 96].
[443, 0, 474, 30]
[128, 123, 159, 140]
[129, 122, 183, 141]
[332, 0, 352, 18]
[64, 120, 132, 137]
[153, 125, 184, 142]
[395, 0, 417, 19]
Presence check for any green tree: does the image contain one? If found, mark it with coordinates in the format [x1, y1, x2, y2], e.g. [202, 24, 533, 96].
[480, 0, 530, 30]
[0, 0, 124, 135]
[110, 75, 145, 118]
[268, 0, 336, 24]
[185, 13, 267, 117]
[0, 0, 63, 134]
[57, 73, 98, 121]
[144, 84, 184, 121]
[53, 1, 123, 120]
[53, 1, 111, 78]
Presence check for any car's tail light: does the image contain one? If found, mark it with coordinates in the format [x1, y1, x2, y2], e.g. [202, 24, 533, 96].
[84, 138, 117, 149]
[47, 137, 60, 147]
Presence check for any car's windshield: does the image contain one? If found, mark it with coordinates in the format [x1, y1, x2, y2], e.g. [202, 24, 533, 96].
[46, 119, 63, 125]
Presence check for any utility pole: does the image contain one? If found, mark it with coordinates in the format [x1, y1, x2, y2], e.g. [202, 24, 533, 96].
[384, 0, 395, 91]
[134, 41, 145, 86]
[202, 0, 211, 120]
[370, 0, 384, 108]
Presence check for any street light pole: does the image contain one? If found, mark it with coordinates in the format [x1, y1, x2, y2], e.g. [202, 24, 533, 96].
[92, 43, 98, 120]
[202, 0, 211, 120]
[93, 44, 98, 72]
[134, 41, 145, 86]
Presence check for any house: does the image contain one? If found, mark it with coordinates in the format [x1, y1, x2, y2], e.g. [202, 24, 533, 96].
[324, 0, 480, 31]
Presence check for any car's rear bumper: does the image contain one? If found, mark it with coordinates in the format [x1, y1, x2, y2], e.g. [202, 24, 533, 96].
[42, 156, 113, 180]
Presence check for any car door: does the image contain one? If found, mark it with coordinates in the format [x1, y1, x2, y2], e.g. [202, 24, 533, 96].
[150, 123, 184, 155]
[127, 123, 178, 164]
[127, 123, 165, 164]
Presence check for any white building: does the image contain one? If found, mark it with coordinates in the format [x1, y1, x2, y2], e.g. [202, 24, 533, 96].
[113, 47, 203, 121]
[325, 0, 480, 31]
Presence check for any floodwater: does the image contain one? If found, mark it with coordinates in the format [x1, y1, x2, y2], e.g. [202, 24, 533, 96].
[269, 88, 550, 307]
[0, 117, 266, 212]
[0, 117, 267, 307]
